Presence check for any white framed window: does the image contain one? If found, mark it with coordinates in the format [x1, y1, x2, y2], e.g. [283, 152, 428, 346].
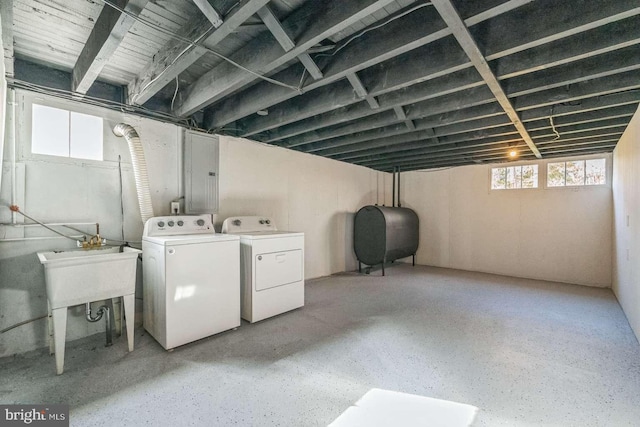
[31, 104, 103, 161]
[491, 165, 539, 190]
[546, 158, 606, 187]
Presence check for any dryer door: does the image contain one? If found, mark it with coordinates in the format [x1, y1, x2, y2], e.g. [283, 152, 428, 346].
[255, 249, 303, 291]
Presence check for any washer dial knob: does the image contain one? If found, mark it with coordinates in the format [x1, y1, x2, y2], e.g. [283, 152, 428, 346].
[196, 219, 205, 226]
[233, 219, 242, 226]
[168, 221, 174, 227]
[157, 221, 165, 228]
[177, 220, 184, 227]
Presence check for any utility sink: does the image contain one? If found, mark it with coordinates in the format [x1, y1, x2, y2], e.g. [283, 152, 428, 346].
[37, 247, 142, 374]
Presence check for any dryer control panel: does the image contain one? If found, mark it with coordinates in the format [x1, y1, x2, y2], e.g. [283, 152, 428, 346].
[143, 214, 214, 237]
[221, 216, 277, 233]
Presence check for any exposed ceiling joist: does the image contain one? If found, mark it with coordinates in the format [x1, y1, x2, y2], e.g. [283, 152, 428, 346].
[192, 0, 223, 28]
[72, 0, 149, 94]
[236, 5, 640, 140]
[175, 0, 397, 117]
[346, 73, 379, 109]
[275, 65, 640, 151]
[431, 0, 541, 158]
[1, 0, 14, 78]
[312, 91, 640, 158]
[205, 0, 534, 130]
[257, 5, 323, 80]
[393, 106, 415, 130]
[10, 0, 640, 171]
[128, 0, 270, 105]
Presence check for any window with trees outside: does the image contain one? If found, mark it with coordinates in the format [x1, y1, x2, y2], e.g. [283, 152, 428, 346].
[491, 165, 538, 190]
[547, 159, 606, 187]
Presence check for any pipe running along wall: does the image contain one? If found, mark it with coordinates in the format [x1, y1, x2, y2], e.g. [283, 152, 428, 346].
[112, 123, 155, 223]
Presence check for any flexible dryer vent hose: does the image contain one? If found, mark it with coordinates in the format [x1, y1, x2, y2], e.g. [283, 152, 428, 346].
[113, 123, 155, 223]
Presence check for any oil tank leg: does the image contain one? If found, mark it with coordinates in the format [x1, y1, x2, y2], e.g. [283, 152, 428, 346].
[382, 262, 385, 276]
[358, 261, 361, 273]
[413, 254, 415, 266]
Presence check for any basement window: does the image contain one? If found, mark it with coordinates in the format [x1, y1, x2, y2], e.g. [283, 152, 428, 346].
[547, 158, 606, 187]
[491, 165, 538, 190]
[31, 104, 103, 161]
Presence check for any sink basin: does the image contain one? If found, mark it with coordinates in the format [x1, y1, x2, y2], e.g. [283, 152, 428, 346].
[37, 246, 142, 374]
[38, 247, 141, 309]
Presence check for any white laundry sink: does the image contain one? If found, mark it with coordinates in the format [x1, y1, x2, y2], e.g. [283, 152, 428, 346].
[38, 247, 141, 309]
[37, 246, 141, 374]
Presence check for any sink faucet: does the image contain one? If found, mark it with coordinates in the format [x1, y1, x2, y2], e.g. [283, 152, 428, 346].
[81, 223, 103, 249]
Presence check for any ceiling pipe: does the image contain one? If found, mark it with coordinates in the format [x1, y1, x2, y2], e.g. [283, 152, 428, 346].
[397, 167, 401, 208]
[392, 166, 397, 208]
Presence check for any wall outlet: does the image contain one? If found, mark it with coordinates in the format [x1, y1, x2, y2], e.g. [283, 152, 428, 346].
[170, 202, 180, 215]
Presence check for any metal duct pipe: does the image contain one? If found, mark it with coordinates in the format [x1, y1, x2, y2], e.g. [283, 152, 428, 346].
[113, 124, 155, 223]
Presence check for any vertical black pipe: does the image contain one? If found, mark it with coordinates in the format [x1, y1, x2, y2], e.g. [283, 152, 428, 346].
[398, 167, 401, 207]
[392, 166, 396, 207]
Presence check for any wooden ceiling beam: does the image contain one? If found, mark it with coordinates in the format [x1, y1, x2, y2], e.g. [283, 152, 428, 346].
[174, 0, 397, 116]
[275, 65, 640, 150]
[257, 5, 323, 80]
[1, 0, 14, 78]
[209, 0, 639, 131]
[358, 133, 622, 169]
[207, 0, 532, 129]
[346, 73, 379, 109]
[306, 91, 640, 157]
[239, 16, 640, 139]
[128, 0, 270, 105]
[191, 0, 224, 28]
[72, 0, 149, 94]
[371, 143, 618, 172]
[431, 0, 541, 158]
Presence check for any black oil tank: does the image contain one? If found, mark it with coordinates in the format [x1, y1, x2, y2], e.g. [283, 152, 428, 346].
[354, 205, 419, 266]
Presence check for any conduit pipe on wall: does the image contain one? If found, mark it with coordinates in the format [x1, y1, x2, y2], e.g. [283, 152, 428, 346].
[113, 123, 155, 223]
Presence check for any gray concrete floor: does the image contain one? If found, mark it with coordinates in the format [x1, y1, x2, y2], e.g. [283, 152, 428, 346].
[1, 265, 639, 426]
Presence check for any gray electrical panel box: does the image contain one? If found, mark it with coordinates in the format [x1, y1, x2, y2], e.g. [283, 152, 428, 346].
[184, 131, 219, 214]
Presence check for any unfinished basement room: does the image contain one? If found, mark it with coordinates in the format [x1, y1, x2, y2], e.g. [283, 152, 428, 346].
[1, 0, 639, 426]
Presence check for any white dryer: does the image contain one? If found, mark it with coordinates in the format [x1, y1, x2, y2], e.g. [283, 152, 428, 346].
[222, 216, 304, 323]
[143, 214, 240, 349]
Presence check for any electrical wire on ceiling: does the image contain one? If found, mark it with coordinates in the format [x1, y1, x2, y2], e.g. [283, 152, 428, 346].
[170, 76, 180, 111]
[549, 106, 561, 141]
[296, 2, 433, 98]
[7, 77, 213, 133]
[315, 1, 433, 60]
[96, 0, 301, 98]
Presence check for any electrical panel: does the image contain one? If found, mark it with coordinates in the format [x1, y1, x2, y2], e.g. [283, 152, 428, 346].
[184, 131, 219, 214]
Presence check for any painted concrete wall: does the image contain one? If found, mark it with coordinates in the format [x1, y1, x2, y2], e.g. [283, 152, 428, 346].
[401, 155, 613, 287]
[0, 90, 182, 357]
[612, 104, 640, 342]
[0, 91, 384, 357]
[215, 135, 384, 279]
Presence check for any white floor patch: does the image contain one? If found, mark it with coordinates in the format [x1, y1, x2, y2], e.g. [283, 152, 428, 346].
[329, 388, 478, 427]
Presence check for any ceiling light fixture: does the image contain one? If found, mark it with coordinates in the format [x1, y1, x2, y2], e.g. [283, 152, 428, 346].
[257, 109, 269, 116]
[509, 149, 518, 158]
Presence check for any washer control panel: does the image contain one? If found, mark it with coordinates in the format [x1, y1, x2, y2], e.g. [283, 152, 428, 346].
[221, 216, 276, 233]
[143, 214, 214, 237]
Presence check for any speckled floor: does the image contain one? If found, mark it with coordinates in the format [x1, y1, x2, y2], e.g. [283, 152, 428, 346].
[1, 265, 639, 426]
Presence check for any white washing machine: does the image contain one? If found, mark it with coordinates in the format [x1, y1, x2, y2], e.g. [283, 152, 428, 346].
[142, 214, 240, 349]
[222, 216, 304, 323]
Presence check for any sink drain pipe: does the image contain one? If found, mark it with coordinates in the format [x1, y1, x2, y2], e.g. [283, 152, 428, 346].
[86, 303, 112, 347]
